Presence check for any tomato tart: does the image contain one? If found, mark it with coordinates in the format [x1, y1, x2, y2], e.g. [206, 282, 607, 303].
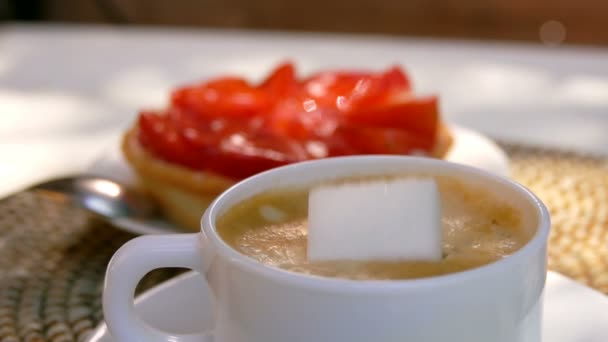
[122, 62, 453, 231]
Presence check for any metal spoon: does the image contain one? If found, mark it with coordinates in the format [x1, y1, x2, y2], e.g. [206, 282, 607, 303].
[29, 175, 158, 221]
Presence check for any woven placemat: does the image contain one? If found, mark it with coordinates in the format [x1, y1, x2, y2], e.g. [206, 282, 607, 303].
[0, 193, 184, 342]
[504, 144, 608, 293]
[0, 144, 606, 342]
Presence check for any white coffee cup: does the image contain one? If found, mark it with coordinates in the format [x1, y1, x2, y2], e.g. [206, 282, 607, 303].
[103, 156, 550, 342]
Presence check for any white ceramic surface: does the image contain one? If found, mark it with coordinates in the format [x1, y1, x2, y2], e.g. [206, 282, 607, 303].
[102, 156, 549, 342]
[90, 271, 608, 342]
[87, 125, 509, 235]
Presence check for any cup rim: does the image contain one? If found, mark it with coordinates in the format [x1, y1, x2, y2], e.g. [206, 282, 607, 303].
[201, 156, 550, 293]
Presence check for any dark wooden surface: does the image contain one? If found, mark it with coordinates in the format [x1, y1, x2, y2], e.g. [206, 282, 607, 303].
[37, 0, 608, 46]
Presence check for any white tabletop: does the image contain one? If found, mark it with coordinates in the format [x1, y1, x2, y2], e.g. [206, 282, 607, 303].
[2, 23, 608, 196]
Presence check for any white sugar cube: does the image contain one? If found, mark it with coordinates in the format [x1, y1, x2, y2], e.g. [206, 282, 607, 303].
[307, 178, 442, 262]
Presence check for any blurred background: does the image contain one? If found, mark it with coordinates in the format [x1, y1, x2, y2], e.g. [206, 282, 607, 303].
[1, 0, 608, 196]
[2, 0, 608, 46]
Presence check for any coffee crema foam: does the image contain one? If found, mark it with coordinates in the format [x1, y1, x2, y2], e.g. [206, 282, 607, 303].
[216, 176, 531, 280]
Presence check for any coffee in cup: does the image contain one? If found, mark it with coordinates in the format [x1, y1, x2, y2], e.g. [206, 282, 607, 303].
[217, 174, 533, 280]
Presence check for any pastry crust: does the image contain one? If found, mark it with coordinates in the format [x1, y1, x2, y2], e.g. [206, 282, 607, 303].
[122, 128, 234, 231]
[432, 122, 453, 158]
[122, 124, 453, 232]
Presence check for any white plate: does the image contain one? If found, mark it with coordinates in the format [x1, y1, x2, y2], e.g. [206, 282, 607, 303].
[87, 125, 509, 235]
[89, 270, 608, 342]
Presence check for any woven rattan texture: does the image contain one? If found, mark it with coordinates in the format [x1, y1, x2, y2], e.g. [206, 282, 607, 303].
[0, 145, 606, 342]
[505, 144, 608, 293]
[0, 192, 184, 342]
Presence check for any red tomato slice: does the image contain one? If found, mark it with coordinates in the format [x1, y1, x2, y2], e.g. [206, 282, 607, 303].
[139, 110, 313, 179]
[380, 66, 411, 90]
[259, 62, 298, 99]
[171, 77, 269, 118]
[345, 96, 439, 138]
[138, 112, 201, 168]
[182, 127, 312, 179]
[334, 123, 435, 155]
[338, 66, 411, 112]
[301, 70, 368, 109]
[137, 64, 439, 180]
[301, 66, 411, 112]
[266, 98, 341, 140]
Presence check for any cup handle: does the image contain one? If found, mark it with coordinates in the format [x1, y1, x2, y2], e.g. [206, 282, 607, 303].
[103, 233, 213, 342]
